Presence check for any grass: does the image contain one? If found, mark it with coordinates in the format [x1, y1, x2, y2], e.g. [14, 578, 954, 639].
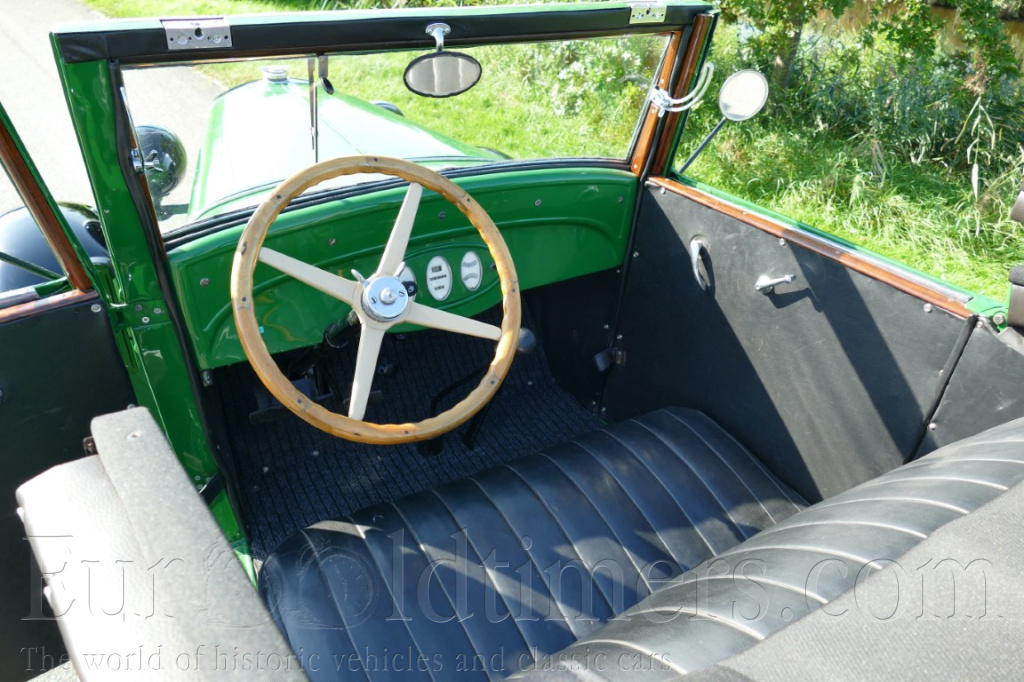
[87, 0, 1023, 301]
[196, 38, 658, 161]
[682, 123, 1024, 298]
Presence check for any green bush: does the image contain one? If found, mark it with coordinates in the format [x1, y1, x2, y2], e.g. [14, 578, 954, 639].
[510, 37, 661, 117]
[681, 22, 1024, 298]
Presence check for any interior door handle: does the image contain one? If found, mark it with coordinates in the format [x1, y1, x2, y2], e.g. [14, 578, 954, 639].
[755, 273, 797, 294]
[689, 237, 709, 291]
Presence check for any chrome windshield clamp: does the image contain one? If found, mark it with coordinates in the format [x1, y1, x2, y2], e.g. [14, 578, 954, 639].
[130, 148, 144, 174]
[649, 62, 715, 117]
[163, 18, 232, 51]
[629, 2, 667, 25]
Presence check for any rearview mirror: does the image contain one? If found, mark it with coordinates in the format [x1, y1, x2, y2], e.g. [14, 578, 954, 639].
[404, 52, 482, 98]
[718, 70, 770, 122]
[678, 69, 769, 174]
[136, 124, 187, 198]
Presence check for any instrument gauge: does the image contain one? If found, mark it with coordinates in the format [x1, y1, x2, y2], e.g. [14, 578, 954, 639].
[460, 251, 482, 291]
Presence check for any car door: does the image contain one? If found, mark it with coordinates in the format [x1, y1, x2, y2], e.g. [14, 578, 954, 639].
[0, 103, 135, 680]
[599, 139, 1024, 507]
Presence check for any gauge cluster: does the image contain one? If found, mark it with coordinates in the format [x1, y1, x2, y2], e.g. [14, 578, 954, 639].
[402, 246, 495, 307]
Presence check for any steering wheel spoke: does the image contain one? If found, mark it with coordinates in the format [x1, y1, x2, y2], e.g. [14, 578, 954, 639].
[348, 325, 385, 421]
[259, 247, 358, 304]
[405, 302, 501, 340]
[377, 182, 422, 276]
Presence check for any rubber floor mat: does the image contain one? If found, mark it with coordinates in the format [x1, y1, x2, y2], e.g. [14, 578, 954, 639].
[218, 306, 603, 563]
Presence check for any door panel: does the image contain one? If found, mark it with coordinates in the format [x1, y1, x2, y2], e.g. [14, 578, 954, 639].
[916, 323, 1024, 456]
[0, 290, 134, 679]
[603, 181, 972, 502]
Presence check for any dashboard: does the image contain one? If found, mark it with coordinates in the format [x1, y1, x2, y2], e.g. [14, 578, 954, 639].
[168, 167, 637, 369]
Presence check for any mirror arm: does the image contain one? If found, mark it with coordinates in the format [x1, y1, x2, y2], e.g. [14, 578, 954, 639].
[678, 116, 727, 175]
[318, 55, 334, 95]
[0, 250, 62, 282]
[307, 57, 319, 161]
[426, 22, 451, 53]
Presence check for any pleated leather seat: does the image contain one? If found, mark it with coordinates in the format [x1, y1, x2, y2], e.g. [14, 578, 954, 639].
[511, 415, 1024, 679]
[259, 408, 807, 679]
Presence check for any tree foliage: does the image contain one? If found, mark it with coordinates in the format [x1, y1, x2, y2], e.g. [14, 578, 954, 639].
[720, 0, 1020, 95]
[718, 0, 854, 88]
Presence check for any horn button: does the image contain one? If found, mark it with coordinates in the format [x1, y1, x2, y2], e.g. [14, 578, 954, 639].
[361, 275, 410, 322]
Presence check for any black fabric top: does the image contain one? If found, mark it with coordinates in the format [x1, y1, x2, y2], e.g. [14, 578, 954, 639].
[1009, 263, 1024, 287]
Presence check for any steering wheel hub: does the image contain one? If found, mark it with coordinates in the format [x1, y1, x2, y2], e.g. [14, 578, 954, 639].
[362, 275, 409, 321]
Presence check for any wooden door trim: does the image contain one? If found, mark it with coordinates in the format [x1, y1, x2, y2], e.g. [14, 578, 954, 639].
[0, 118, 92, 291]
[0, 289, 99, 325]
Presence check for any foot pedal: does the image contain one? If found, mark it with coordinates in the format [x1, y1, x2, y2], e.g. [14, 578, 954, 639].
[249, 377, 333, 425]
[418, 437, 444, 457]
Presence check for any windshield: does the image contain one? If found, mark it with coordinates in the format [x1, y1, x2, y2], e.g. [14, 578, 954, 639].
[121, 33, 668, 233]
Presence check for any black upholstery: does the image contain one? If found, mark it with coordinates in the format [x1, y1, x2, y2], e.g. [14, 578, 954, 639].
[259, 408, 807, 679]
[264, 409, 1024, 680]
[685, 475, 1024, 682]
[513, 415, 1024, 679]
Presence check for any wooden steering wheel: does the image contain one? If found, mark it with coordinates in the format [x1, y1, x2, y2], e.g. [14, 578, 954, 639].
[231, 156, 521, 444]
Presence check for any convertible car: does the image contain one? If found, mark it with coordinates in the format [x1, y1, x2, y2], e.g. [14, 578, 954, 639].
[3, 2, 1024, 680]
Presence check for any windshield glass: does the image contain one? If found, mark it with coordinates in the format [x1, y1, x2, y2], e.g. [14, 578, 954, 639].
[121, 33, 668, 233]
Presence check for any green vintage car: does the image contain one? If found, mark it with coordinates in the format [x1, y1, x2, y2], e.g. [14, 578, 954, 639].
[3, 2, 1024, 680]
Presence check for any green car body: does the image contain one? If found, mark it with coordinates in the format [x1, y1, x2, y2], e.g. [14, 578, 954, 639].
[0, 7, 711, 646]
[188, 75, 507, 221]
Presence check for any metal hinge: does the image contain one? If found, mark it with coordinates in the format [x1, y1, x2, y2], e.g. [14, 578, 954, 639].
[199, 472, 225, 505]
[594, 347, 627, 373]
[106, 301, 168, 329]
[629, 2, 666, 24]
[163, 18, 232, 51]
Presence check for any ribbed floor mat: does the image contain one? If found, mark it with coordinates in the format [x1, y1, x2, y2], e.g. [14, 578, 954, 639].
[219, 306, 603, 563]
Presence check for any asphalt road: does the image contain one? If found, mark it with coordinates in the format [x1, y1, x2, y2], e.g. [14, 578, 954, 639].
[0, 0, 221, 227]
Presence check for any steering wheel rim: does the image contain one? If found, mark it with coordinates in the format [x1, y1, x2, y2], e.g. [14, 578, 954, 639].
[231, 155, 521, 444]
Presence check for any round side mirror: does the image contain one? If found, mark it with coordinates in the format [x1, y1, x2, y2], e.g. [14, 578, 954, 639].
[136, 124, 187, 197]
[718, 70, 770, 122]
[404, 52, 482, 98]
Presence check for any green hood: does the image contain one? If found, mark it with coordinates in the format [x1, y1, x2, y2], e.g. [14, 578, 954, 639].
[188, 75, 503, 221]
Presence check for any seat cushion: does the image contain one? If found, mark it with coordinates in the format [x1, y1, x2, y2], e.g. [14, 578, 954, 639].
[514, 415, 1024, 680]
[685, 474, 1024, 682]
[259, 407, 806, 679]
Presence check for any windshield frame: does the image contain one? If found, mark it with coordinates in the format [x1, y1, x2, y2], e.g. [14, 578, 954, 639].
[53, 1, 716, 249]
[118, 30, 676, 239]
